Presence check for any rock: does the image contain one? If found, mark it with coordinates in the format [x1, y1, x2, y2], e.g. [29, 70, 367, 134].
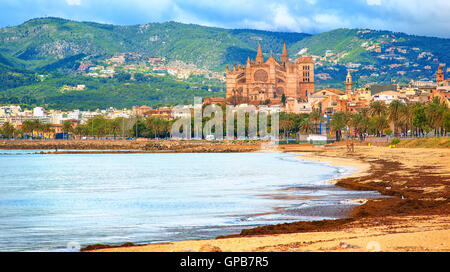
[198, 244, 222, 252]
[339, 242, 360, 249]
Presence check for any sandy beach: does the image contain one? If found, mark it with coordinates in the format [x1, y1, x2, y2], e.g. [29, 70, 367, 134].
[83, 144, 449, 252]
[84, 215, 449, 252]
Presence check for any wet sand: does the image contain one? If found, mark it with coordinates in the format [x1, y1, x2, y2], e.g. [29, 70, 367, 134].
[84, 215, 450, 252]
[85, 144, 449, 252]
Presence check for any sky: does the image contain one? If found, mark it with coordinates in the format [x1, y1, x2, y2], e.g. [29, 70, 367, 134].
[1, 0, 449, 38]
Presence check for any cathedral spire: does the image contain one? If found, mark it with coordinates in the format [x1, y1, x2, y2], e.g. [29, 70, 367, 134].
[345, 70, 353, 95]
[346, 70, 352, 83]
[256, 43, 264, 64]
[282, 43, 288, 56]
[281, 43, 289, 65]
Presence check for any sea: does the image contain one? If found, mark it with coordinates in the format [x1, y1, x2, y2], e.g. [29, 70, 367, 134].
[0, 151, 381, 251]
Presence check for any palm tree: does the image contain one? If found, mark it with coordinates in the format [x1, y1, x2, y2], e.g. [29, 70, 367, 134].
[369, 101, 387, 117]
[21, 120, 34, 138]
[30, 120, 43, 138]
[330, 112, 346, 141]
[73, 125, 86, 139]
[308, 110, 323, 134]
[444, 110, 450, 133]
[109, 119, 120, 139]
[62, 120, 73, 139]
[388, 100, 405, 136]
[370, 115, 389, 137]
[1, 122, 15, 138]
[298, 117, 311, 134]
[401, 103, 417, 137]
[352, 112, 370, 140]
[413, 104, 427, 137]
[279, 120, 293, 139]
[41, 123, 52, 139]
[425, 97, 447, 136]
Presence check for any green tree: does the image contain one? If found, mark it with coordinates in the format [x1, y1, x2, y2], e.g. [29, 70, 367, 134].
[134, 73, 146, 82]
[1, 122, 15, 138]
[413, 105, 427, 136]
[63, 120, 73, 134]
[370, 115, 389, 136]
[281, 93, 286, 106]
[352, 112, 370, 139]
[116, 72, 131, 82]
[425, 97, 447, 136]
[308, 110, 323, 134]
[109, 118, 121, 139]
[443, 110, 450, 133]
[21, 120, 35, 138]
[369, 101, 387, 117]
[330, 112, 346, 141]
[388, 100, 405, 136]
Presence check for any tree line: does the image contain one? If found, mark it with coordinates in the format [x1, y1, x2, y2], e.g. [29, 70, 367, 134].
[1, 98, 449, 140]
[328, 98, 449, 141]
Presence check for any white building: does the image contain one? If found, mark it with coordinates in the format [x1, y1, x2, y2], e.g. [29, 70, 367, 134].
[33, 107, 46, 117]
[372, 91, 404, 104]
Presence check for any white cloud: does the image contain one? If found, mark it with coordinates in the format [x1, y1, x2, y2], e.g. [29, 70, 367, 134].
[313, 13, 342, 26]
[366, 0, 381, 6]
[66, 0, 81, 6]
[272, 4, 299, 31]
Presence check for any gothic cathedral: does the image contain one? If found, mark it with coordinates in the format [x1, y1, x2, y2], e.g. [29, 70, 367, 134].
[226, 43, 314, 105]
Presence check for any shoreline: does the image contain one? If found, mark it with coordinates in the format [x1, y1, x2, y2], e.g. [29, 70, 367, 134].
[83, 145, 450, 252]
[292, 152, 372, 184]
[0, 139, 261, 153]
[2, 141, 448, 252]
[81, 151, 373, 252]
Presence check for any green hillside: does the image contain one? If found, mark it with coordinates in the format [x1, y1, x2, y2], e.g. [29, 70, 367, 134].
[290, 28, 450, 64]
[0, 73, 224, 110]
[0, 17, 449, 110]
[0, 18, 310, 71]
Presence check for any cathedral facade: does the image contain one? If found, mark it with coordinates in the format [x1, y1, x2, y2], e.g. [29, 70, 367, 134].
[226, 44, 314, 105]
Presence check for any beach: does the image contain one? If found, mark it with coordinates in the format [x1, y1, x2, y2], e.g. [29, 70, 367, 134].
[84, 144, 450, 252]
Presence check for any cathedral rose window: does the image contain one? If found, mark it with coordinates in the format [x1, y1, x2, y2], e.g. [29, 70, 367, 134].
[254, 69, 268, 82]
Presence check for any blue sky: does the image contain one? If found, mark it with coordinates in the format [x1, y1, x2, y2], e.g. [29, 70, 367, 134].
[1, 0, 449, 38]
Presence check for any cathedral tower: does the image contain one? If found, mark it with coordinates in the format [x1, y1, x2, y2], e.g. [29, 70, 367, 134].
[280, 43, 289, 65]
[437, 65, 444, 85]
[345, 70, 353, 95]
[255, 43, 264, 64]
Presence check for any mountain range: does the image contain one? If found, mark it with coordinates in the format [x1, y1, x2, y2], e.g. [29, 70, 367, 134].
[0, 17, 449, 109]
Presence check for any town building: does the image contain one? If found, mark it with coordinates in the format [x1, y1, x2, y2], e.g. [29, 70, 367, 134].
[226, 43, 314, 105]
[203, 97, 226, 105]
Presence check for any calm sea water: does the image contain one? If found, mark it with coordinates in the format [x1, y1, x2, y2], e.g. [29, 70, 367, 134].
[0, 151, 380, 251]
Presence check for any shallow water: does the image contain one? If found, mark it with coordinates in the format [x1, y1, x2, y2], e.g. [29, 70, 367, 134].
[0, 151, 380, 251]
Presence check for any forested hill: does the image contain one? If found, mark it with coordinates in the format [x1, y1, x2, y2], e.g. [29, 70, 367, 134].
[0, 17, 310, 71]
[1, 17, 449, 80]
[0, 17, 449, 110]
